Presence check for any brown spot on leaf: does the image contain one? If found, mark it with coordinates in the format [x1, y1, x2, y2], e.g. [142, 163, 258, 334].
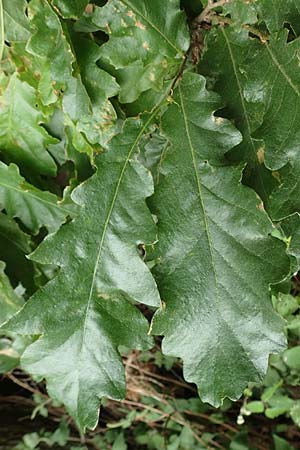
[256, 146, 265, 164]
[98, 293, 110, 300]
[135, 21, 146, 30]
[257, 202, 264, 211]
[85, 3, 94, 14]
[272, 171, 281, 182]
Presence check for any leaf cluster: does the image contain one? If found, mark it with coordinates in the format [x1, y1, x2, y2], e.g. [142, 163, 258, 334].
[0, 0, 300, 435]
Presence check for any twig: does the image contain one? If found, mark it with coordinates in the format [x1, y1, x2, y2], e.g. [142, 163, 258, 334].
[121, 399, 213, 448]
[183, 410, 238, 433]
[127, 362, 196, 392]
[196, 0, 231, 24]
[7, 373, 43, 396]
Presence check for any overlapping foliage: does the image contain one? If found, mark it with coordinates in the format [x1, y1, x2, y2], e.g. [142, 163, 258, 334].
[0, 0, 300, 435]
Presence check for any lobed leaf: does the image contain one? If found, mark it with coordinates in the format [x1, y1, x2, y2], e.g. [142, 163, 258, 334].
[2, 118, 161, 432]
[200, 27, 300, 218]
[92, 0, 190, 103]
[150, 73, 290, 407]
[255, 0, 300, 33]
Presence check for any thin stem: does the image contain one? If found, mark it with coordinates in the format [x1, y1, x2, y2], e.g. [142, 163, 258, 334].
[7, 373, 42, 396]
[0, 0, 4, 62]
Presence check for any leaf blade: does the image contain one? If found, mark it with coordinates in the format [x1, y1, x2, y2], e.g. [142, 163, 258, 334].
[2, 117, 161, 431]
[0, 162, 73, 233]
[150, 72, 289, 406]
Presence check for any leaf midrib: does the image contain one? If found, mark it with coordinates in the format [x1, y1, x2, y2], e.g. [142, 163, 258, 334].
[178, 86, 220, 312]
[81, 110, 159, 345]
[178, 84, 220, 402]
[222, 28, 270, 201]
[222, 29, 257, 156]
[266, 44, 300, 97]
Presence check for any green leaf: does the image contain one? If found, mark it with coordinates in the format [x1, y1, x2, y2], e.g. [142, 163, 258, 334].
[24, 1, 119, 152]
[0, 213, 35, 293]
[139, 127, 169, 185]
[245, 401, 264, 414]
[247, 31, 300, 172]
[268, 161, 300, 220]
[256, 0, 300, 33]
[281, 214, 300, 270]
[273, 434, 295, 450]
[229, 432, 249, 450]
[0, 162, 73, 234]
[2, 118, 161, 432]
[273, 293, 299, 318]
[199, 27, 265, 167]
[265, 395, 294, 418]
[199, 26, 276, 203]
[0, 261, 28, 374]
[290, 401, 300, 427]
[51, 0, 90, 19]
[0, 73, 57, 176]
[92, 0, 190, 103]
[70, 36, 120, 148]
[3, 0, 31, 42]
[283, 347, 300, 370]
[26, 0, 88, 112]
[0, 336, 20, 373]
[0, 261, 23, 325]
[223, 0, 258, 27]
[150, 72, 289, 407]
[200, 27, 300, 216]
[112, 433, 127, 450]
[72, 36, 119, 105]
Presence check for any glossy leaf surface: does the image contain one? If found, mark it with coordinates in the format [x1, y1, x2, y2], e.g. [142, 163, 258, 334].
[150, 73, 289, 407]
[3, 119, 161, 432]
